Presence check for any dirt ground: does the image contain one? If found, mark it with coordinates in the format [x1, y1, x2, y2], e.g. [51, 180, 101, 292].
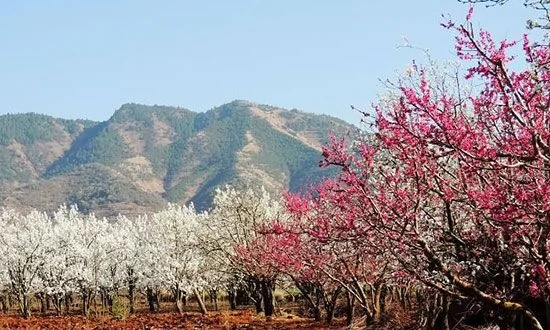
[0, 310, 346, 329]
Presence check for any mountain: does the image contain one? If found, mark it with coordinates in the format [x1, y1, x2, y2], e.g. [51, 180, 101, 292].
[0, 101, 355, 217]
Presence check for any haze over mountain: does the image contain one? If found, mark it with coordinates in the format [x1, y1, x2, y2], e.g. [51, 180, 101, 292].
[0, 100, 355, 217]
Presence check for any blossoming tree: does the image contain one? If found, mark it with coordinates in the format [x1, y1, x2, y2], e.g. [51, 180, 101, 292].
[296, 8, 550, 329]
[200, 185, 285, 318]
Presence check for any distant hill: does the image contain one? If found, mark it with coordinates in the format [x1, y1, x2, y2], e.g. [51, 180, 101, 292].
[0, 101, 355, 217]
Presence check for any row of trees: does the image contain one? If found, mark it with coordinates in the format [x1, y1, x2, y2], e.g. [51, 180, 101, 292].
[0, 185, 286, 319]
[239, 6, 550, 330]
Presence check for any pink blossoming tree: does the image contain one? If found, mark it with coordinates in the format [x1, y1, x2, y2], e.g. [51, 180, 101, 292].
[281, 8, 550, 329]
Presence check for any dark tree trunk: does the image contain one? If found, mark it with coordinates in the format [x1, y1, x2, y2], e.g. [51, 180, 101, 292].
[228, 288, 237, 310]
[1, 295, 9, 313]
[249, 281, 263, 314]
[432, 294, 451, 330]
[261, 279, 274, 319]
[82, 292, 88, 317]
[293, 280, 321, 321]
[81, 289, 93, 317]
[51, 294, 63, 316]
[372, 283, 385, 323]
[398, 286, 409, 309]
[323, 286, 341, 325]
[209, 289, 218, 311]
[312, 306, 322, 321]
[20, 294, 31, 319]
[128, 274, 136, 313]
[254, 297, 263, 313]
[544, 294, 550, 330]
[237, 288, 249, 306]
[326, 305, 336, 325]
[146, 287, 157, 312]
[100, 290, 112, 312]
[345, 291, 355, 326]
[37, 293, 46, 314]
[64, 294, 72, 315]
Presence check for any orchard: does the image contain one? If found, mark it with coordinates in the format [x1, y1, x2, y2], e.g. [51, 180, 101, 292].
[3, 2, 550, 329]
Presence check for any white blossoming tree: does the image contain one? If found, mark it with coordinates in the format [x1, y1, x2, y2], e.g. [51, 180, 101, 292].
[0, 208, 53, 318]
[151, 204, 209, 314]
[199, 185, 286, 318]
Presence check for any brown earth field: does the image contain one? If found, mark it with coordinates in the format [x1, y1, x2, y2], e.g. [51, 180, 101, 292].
[0, 310, 346, 329]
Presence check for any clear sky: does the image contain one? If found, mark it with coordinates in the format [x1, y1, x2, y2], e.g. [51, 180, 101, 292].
[0, 1, 533, 125]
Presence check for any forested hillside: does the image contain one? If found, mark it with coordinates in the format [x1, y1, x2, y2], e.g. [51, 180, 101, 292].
[0, 101, 354, 216]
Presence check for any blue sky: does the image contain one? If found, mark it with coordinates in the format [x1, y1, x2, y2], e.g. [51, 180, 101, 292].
[0, 1, 533, 125]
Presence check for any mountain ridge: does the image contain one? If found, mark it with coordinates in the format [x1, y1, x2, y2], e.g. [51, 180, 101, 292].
[0, 100, 355, 216]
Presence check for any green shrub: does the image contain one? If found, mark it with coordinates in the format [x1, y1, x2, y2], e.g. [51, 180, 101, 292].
[111, 296, 130, 320]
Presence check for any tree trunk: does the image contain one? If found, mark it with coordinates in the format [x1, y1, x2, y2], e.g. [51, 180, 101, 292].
[254, 297, 263, 313]
[228, 288, 237, 310]
[441, 294, 450, 330]
[51, 294, 63, 316]
[398, 286, 410, 309]
[81, 288, 95, 317]
[64, 294, 71, 315]
[146, 287, 157, 312]
[545, 294, 550, 330]
[174, 285, 184, 313]
[250, 282, 263, 314]
[251, 278, 264, 314]
[431, 293, 451, 330]
[420, 239, 545, 330]
[193, 287, 208, 315]
[324, 286, 341, 325]
[325, 304, 335, 325]
[294, 281, 322, 321]
[345, 291, 355, 326]
[128, 279, 135, 314]
[20, 294, 31, 319]
[261, 279, 274, 319]
[209, 289, 218, 311]
[1, 295, 8, 313]
[312, 306, 322, 322]
[81, 290, 92, 317]
[100, 290, 108, 312]
[37, 293, 46, 314]
[237, 288, 249, 306]
[373, 283, 383, 323]
[155, 291, 161, 310]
